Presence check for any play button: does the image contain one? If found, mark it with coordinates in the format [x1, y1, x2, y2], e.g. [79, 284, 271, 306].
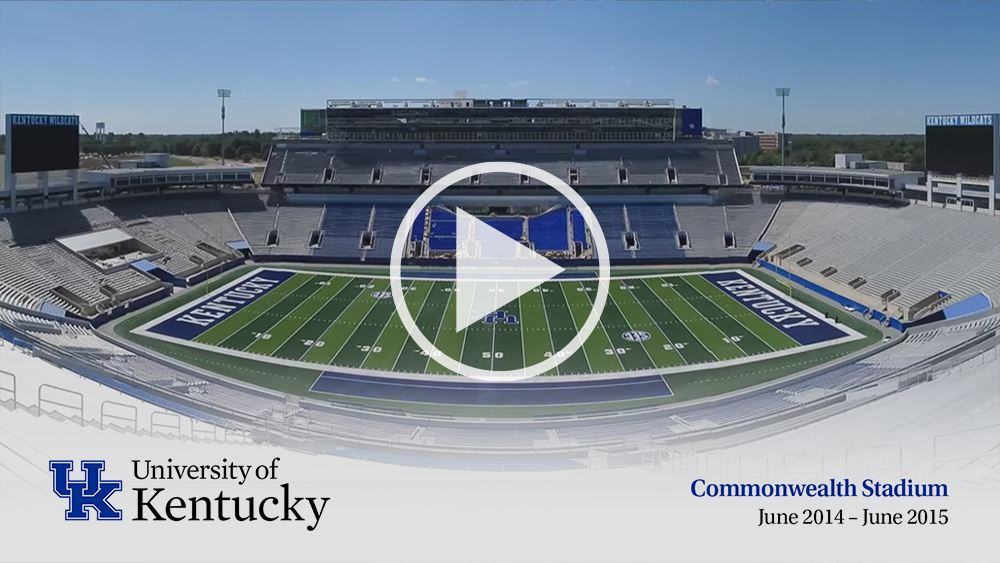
[389, 161, 611, 382]
[455, 208, 565, 332]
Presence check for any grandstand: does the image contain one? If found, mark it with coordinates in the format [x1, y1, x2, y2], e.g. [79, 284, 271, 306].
[261, 142, 742, 189]
[0, 193, 251, 319]
[761, 200, 1000, 322]
[2, 290, 996, 458]
[2, 97, 998, 470]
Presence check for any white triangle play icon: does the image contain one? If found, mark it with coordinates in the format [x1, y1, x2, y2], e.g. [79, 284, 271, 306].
[455, 208, 565, 332]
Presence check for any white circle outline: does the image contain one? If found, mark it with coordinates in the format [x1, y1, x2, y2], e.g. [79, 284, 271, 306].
[390, 162, 610, 382]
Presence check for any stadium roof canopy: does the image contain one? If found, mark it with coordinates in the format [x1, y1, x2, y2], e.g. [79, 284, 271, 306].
[747, 165, 923, 191]
[56, 228, 132, 253]
[747, 165, 917, 179]
[326, 98, 677, 109]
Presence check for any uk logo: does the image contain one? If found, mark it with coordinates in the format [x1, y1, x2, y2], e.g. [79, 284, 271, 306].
[49, 460, 122, 521]
[483, 310, 519, 325]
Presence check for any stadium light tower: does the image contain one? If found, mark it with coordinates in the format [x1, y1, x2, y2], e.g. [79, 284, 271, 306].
[775, 88, 791, 166]
[218, 88, 231, 166]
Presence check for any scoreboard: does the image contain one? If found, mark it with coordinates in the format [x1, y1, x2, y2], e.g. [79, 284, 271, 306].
[924, 114, 998, 178]
[299, 109, 326, 138]
[5, 114, 81, 174]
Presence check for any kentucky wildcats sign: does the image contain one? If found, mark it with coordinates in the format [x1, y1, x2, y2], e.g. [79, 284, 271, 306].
[925, 114, 996, 127]
[50, 460, 122, 521]
[7, 114, 80, 127]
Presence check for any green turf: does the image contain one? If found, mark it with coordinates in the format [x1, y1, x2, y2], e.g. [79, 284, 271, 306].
[111, 264, 884, 417]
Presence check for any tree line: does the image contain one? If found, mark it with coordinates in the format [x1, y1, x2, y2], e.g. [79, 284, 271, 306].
[739, 134, 925, 170]
[0, 131, 927, 170]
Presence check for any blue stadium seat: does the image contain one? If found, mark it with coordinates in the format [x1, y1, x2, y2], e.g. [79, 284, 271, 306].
[411, 207, 427, 242]
[529, 209, 570, 251]
[480, 217, 523, 241]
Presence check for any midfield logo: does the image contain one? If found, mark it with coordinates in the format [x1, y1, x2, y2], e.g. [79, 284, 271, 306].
[482, 310, 519, 325]
[50, 460, 122, 521]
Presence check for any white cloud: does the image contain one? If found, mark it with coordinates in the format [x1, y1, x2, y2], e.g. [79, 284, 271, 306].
[390, 77, 401, 83]
[508, 80, 529, 88]
[705, 75, 720, 86]
[624, 78, 632, 86]
[415, 77, 437, 84]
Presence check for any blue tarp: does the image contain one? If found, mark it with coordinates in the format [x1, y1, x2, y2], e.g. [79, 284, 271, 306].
[942, 293, 992, 320]
[130, 259, 160, 273]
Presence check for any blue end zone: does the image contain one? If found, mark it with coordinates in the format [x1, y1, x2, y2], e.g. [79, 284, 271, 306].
[146, 269, 296, 341]
[701, 271, 849, 345]
[311, 372, 672, 405]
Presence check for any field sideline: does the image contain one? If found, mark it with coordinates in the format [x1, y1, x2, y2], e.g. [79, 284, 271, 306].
[133, 267, 864, 384]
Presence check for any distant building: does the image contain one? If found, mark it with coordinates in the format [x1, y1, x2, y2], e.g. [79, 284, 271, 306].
[835, 153, 909, 171]
[757, 133, 779, 151]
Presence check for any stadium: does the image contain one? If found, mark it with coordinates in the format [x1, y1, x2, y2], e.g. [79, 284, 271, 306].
[1, 99, 998, 470]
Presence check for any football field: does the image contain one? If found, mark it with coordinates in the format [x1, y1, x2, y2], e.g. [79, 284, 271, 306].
[134, 267, 864, 386]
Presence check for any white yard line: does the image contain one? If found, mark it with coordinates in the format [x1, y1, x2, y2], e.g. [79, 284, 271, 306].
[139, 323, 865, 384]
[296, 277, 376, 361]
[536, 284, 566, 373]
[247, 276, 333, 354]
[603, 283, 657, 369]
[517, 290, 528, 374]
[663, 277, 758, 358]
[387, 280, 434, 372]
[622, 282, 689, 365]
[361, 280, 417, 366]
[325, 279, 394, 367]
[684, 275, 779, 353]
[639, 278, 721, 362]
[218, 274, 320, 350]
[422, 283, 455, 373]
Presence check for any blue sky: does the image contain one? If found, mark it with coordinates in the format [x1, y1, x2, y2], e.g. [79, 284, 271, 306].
[1, 1, 997, 135]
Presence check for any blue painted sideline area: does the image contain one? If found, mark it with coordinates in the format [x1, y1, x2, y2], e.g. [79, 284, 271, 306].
[65, 367, 228, 426]
[757, 260, 905, 332]
[311, 372, 672, 405]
